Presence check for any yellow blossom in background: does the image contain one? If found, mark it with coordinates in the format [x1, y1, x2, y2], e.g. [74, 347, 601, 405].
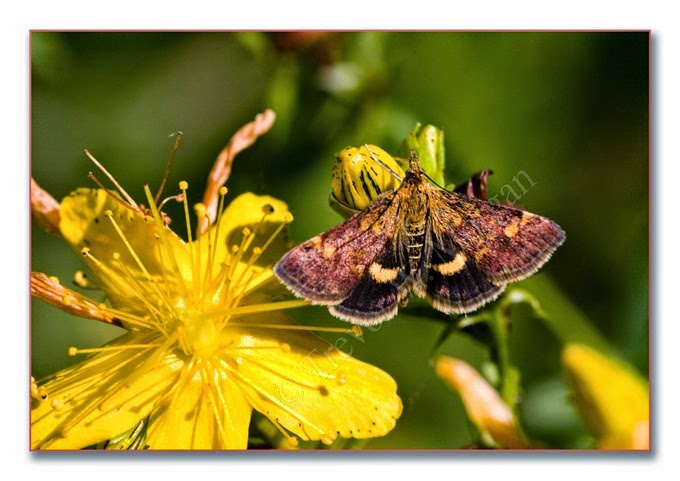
[434, 356, 528, 449]
[562, 343, 649, 450]
[30, 112, 402, 450]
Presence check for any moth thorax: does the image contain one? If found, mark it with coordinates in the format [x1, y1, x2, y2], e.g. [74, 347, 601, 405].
[401, 183, 428, 223]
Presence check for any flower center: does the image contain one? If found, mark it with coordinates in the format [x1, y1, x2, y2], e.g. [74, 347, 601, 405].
[73, 182, 308, 350]
[180, 311, 220, 357]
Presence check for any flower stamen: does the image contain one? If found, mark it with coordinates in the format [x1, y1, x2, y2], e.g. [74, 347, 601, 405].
[96, 305, 156, 331]
[104, 211, 153, 281]
[31, 376, 48, 401]
[200, 362, 233, 446]
[108, 252, 172, 332]
[227, 320, 360, 336]
[80, 247, 102, 267]
[85, 149, 138, 209]
[153, 131, 183, 205]
[253, 211, 293, 264]
[68, 344, 159, 356]
[157, 192, 184, 213]
[179, 180, 196, 263]
[229, 228, 254, 278]
[72, 271, 90, 288]
[205, 188, 229, 280]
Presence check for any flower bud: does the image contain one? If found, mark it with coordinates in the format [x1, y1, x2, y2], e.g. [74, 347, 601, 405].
[399, 123, 446, 186]
[435, 356, 528, 449]
[329, 144, 405, 217]
[562, 343, 649, 449]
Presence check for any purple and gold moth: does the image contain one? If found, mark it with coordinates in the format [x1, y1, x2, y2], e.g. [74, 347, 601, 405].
[274, 153, 565, 326]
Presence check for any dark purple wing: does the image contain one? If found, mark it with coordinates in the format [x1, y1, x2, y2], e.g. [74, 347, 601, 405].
[329, 235, 412, 325]
[274, 192, 403, 305]
[431, 190, 565, 285]
[414, 222, 506, 314]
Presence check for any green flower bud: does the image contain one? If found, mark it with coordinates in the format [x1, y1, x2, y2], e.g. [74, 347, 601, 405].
[399, 123, 446, 186]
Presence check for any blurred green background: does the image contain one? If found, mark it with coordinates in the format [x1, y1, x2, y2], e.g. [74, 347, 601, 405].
[31, 31, 648, 449]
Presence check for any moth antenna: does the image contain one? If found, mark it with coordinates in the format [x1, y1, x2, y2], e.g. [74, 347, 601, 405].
[364, 144, 403, 182]
[154, 131, 184, 205]
[423, 170, 446, 190]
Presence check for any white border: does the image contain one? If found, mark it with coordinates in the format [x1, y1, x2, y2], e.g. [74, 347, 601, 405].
[6, 1, 677, 478]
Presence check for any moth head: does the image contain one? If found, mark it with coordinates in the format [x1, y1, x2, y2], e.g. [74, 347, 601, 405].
[400, 151, 428, 190]
[403, 151, 446, 192]
[407, 151, 422, 177]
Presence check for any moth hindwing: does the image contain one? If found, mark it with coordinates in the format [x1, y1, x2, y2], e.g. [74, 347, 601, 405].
[274, 153, 565, 326]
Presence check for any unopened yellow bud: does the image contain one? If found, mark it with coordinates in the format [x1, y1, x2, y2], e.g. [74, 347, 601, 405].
[330, 144, 405, 217]
[435, 356, 528, 449]
[562, 344, 649, 449]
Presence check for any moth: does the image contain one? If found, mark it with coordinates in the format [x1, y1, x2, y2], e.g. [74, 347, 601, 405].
[274, 152, 565, 325]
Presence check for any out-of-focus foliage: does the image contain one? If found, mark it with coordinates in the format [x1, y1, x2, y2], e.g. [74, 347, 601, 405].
[31, 31, 648, 449]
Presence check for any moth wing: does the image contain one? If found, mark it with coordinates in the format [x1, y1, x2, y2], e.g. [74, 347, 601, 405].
[433, 190, 565, 285]
[329, 234, 412, 325]
[274, 192, 402, 304]
[415, 221, 506, 314]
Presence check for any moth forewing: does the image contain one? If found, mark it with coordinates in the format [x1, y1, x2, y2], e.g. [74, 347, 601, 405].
[273, 191, 401, 306]
[326, 231, 412, 326]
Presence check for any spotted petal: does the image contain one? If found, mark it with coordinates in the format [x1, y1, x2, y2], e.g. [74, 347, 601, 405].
[31, 331, 179, 450]
[145, 364, 252, 449]
[59, 188, 189, 318]
[225, 312, 402, 445]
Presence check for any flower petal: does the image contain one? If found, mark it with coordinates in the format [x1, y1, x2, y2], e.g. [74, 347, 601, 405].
[223, 312, 402, 445]
[31, 331, 179, 450]
[59, 188, 189, 317]
[211, 192, 293, 270]
[145, 364, 252, 449]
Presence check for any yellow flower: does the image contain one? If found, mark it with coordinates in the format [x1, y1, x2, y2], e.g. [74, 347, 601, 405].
[31, 119, 402, 450]
[435, 356, 528, 449]
[562, 343, 649, 449]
